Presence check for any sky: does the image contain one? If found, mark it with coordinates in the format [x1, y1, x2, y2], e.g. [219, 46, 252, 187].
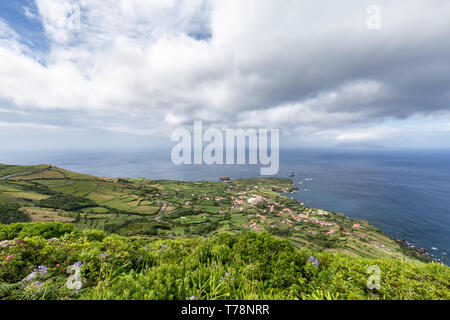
[0, 0, 450, 151]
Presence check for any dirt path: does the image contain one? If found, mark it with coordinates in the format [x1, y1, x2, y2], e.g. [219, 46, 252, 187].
[154, 201, 168, 222]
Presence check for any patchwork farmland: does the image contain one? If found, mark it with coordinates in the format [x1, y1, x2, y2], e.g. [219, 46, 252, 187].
[0, 164, 428, 262]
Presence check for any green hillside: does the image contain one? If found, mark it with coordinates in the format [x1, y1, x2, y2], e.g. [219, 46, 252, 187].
[0, 164, 448, 300]
[0, 164, 429, 262]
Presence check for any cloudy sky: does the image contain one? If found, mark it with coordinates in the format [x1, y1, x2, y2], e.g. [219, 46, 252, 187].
[0, 0, 450, 151]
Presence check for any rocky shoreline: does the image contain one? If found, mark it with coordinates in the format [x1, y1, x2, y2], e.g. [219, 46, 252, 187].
[396, 238, 446, 264]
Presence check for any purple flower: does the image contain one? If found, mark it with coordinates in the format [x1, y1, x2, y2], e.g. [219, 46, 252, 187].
[307, 256, 319, 267]
[169, 234, 173, 237]
[36, 265, 47, 277]
[221, 272, 234, 281]
[189, 296, 197, 300]
[99, 253, 108, 258]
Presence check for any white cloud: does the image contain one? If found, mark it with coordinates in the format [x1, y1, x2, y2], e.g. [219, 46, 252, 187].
[90, 125, 160, 136]
[0, 0, 450, 149]
[0, 121, 61, 130]
[36, 0, 81, 43]
[0, 19, 25, 52]
[0, 108, 28, 116]
[335, 132, 379, 142]
[23, 6, 39, 21]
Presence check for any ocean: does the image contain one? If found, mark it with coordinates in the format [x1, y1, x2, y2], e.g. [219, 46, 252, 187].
[1, 148, 449, 263]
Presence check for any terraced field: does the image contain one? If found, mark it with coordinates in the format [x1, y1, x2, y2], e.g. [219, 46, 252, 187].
[0, 164, 428, 262]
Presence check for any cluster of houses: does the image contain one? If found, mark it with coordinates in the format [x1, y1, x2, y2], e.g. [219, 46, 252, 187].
[169, 182, 366, 240]
[222, 187, 347, 236]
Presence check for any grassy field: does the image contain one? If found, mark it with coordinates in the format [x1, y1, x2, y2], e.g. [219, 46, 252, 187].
[19, 207, 75, 223]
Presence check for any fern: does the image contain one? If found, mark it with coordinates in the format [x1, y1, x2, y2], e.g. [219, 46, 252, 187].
[306, 289, 341, 300]
[0, 282, 22, 299]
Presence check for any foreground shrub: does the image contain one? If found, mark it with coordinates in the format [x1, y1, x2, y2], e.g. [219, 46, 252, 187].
[0, 223, 449, 300]
[0, 222, 78, 241]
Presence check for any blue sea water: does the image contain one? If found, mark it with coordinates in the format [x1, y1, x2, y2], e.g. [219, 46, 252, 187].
[1, 148, 449, 263]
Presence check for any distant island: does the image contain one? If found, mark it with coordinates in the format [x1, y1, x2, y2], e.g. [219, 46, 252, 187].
[0, 163, 449, 300]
